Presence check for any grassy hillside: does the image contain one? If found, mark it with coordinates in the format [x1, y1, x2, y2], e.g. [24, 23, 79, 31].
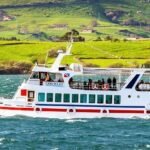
[0, 0, 150, 41]
[0, 40, 150, 69]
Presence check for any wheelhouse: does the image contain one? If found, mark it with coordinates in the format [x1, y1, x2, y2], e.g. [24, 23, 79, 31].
[28, 71, 64, 86]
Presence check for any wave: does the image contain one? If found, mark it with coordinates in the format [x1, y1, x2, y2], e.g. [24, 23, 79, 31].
[65, 119, 88, 123]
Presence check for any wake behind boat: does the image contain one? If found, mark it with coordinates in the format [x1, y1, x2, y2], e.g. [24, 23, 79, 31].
[0, 41, 150, 119]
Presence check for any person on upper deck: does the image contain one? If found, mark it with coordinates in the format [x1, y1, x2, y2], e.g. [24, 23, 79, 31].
[84, 81, 88, 90]
[107, 78, 112, 89]
[97, 80, 102, 90]
[88, 79, 92, 90]
[45, 73, 53, 82]
[112, 77, 117, 89]
[69, 77, 74, 88]
[102, 78, 105, 85]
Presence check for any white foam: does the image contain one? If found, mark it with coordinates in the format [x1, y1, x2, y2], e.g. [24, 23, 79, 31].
[0, 138, 5, 145]
[146, 144, 150, 148]
[65, 119, 87, 123]
[51, 148, 59, 150]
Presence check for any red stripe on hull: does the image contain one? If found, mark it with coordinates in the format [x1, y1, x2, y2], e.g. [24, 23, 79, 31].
[0, 106, 147, 114]
[109, 110, 144, 114]
[0, 106, 34, 111]
[76, 109, 100, 113]
[42, 108, 66, 112]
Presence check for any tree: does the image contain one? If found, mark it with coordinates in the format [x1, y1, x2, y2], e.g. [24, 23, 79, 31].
[105, 35, 112, 41]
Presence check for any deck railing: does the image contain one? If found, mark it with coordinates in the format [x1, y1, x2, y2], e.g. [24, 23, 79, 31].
[69, 81, 124, 91]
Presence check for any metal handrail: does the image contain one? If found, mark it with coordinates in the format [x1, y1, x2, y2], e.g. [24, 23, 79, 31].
[69, 81, 124, 91]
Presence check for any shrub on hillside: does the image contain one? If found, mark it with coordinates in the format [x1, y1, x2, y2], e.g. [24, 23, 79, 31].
[113, 38, 120, 42]
[48, 49, 58, 58]
[91, 19, 99, 27]
[61, 29, 85, 42]
[48, 46, 66, 57]
[84, 63, 99, 67]
[105, 35, 113, 41]
[144, 60, 150, 68]
[14, 62, 32, 70]
[109, 62, 124, 68]
[94, 36, 103, 41]
[131, 61, 140, 68]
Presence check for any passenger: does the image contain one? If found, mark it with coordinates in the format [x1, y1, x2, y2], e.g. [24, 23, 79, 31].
[140, 80, 144, 84]
[97, 80, 102, 90]
[102, 78, 105, 85]
[88, 79, 92, 90]
[107, 78, 112, 89]
[136, 82, 140, 91]
[45, 73, 50, 81]
[69, 77, 74, 88]
[83, 81, 87, 90]
[45, 73, 53, 82]
[136, 80, 144, 91]
[112, 77, 117, 90]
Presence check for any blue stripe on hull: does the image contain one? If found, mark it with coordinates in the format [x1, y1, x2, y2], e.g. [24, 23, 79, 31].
[36, 103, 145, 108]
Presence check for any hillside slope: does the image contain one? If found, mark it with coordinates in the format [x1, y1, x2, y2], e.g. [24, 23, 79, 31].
[0, 0, 150, 41]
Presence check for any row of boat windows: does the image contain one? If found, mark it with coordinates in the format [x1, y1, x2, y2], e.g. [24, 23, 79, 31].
[38, 93, 121, 104]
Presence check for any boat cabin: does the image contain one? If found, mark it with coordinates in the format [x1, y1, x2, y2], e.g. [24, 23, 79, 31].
[28, 71, 64, 86]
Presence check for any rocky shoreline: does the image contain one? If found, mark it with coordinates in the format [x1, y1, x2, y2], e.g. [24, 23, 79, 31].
[0, 67, 31, 75]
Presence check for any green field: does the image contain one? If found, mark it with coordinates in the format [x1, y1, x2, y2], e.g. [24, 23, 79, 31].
[0, 0, 150, 72]
[0, 40, 150, 69]
[0, 0, 150, 41]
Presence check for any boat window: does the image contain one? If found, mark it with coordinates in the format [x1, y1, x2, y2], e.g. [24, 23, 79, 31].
[31, 72, 39, 79]
[114, 95, 121, 104]
[39, 72, 64, 82]
[38, 93, 45, 102]
[55, 93, 62, 102]
[28, 91, 34, 98]
[72, 94, 78, 103]
[89, 94, 95, 103]
[136, 71, 150, 91]
[40, 72, 47, 80]
[47, 93, 53, 102]
[106, 95, 112, 104]
[69, 69, 131, 91]
[97, 95, 104, 104]
[80, 94, 87, 103]
[28, 91, 35, 102]
[63, 94, 70, 103]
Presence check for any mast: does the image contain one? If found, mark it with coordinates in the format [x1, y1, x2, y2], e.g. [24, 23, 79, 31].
[50, 37, 73, 71]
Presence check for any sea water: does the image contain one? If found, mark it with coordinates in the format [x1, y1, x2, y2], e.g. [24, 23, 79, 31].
[0, 75, 150, 150]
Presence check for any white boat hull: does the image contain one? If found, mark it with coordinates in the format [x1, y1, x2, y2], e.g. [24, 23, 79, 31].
[0, 105, 150, 119]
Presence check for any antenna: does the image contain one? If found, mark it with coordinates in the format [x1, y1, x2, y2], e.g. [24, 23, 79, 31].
[51, 32, 73, 71]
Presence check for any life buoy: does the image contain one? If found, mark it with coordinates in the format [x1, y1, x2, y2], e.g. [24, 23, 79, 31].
[67, 108, 76, 114]
[92, 84, 98, 90]
[102, 84, 109, 90]
[103, 110, 107, 113]
[35, 107, 41, 112]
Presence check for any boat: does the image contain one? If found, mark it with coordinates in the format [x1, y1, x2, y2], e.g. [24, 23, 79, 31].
[0, 40, 150, 119]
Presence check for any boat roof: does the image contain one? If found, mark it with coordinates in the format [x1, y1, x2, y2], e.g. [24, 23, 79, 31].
[32, 39, 150, 74]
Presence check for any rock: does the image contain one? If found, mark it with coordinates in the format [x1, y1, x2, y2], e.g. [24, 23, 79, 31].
[122, 19, 148, 26]
[105, 10, 124, 21]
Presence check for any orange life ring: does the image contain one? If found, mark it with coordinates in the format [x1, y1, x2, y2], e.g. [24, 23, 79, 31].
[102, 84, 109, 90]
